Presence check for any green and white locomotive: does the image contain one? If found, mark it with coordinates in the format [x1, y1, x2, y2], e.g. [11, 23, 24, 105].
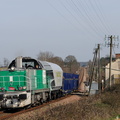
[0, 56, 63, 109]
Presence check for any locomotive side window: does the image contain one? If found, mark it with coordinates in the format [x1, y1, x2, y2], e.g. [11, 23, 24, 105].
[47, 70, 54, 79]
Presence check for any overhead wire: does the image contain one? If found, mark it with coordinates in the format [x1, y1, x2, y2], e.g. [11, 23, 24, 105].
[81, 0, 106, 37]
[71, 0, 103, 36]
[65, 0, 103, 38]
[47, 0, 102, 39]
[59, 0, 99, 37]
[75, 0, 105, 37]
[88, 0, 110, 35]
[45, 0, 83, 32]
[94, 0, 113, 34]
[46, 0, 113, 42]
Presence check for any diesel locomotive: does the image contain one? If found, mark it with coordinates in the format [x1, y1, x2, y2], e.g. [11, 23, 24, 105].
[0, 56, 63, 109]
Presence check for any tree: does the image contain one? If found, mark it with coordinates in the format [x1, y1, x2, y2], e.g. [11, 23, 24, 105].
[3, 58, 9, 67]
[37, 51, 64, 68]
[37, 52, 80, 73]
[64, 55, 79, 73]
[50, 56, 64, 68]
[37, 51, 54, 61]
[100, 56, 116, 67]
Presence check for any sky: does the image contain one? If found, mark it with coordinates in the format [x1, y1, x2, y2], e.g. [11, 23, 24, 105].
[0, 0, 120, 65]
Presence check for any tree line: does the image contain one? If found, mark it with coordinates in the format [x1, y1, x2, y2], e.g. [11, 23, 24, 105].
[37, 51, 80, 73]
[1, 52, 114, 75]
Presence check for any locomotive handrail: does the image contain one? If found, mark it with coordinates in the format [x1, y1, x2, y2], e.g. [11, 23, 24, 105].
[0, 75, 32, 92]
[0, 75, 49, 91]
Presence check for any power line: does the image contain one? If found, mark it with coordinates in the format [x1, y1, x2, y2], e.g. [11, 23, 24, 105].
[46, 0, 115, 42]
[88, 0, 110, 34]
[46, 0, 82, 32]
[56, 0, 103, 38]
[94, 0, 113, 33]
[76, 0, 105, 36]
[62, 0, 100, 36]
[66, 0, 104, 37]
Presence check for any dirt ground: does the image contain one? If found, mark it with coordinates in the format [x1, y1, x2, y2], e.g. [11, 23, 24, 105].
[8, 95, 81, 120]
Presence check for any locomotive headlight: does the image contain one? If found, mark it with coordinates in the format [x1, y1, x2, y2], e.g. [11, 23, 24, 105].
[23, 86, 27, 90]
[11, 66, 15, 71]
[18, 86, 27, 90]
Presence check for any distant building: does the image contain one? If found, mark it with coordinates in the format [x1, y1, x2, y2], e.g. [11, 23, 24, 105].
[80, 62, 88, 67]
[105, 54, 120, 86]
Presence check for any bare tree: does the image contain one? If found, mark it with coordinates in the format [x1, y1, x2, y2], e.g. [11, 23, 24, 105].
[3, 58, 9, 67]
[37, 51, 54, 61]
[50, 56, 64, 68]
[37, 51, 64, 68]
[37, 52, 80, 73]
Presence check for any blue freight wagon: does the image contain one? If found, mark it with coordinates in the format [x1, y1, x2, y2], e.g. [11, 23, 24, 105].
[62, 73, 79, 94]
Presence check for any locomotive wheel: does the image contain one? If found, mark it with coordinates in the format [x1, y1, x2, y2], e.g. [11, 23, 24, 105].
[46, 96, 50, 102]
[40, 98, 44, 104]
[51, 94, 55, 100]
[53, 93, 57, 100]
[57, 93, 61, 98]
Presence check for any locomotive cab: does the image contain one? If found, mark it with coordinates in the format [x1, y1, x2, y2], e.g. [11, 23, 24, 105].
[8, 56, 43, 70]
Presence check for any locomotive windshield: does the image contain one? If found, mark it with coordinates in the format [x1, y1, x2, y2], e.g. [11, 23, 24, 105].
[8, 57, 43, 69]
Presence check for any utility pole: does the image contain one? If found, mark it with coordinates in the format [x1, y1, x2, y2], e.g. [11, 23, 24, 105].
[105, 35, 119, 88]
[109, 36, 112, 88]
[89, 44, 101, 95]
[98, 44, 101, 92]
[88, 48, 97, 96]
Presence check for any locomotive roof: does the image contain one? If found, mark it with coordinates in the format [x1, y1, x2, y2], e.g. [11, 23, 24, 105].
[39, 61, 62, 71]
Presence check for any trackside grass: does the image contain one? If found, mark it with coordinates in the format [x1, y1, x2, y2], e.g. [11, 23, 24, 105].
[38, 84, 120, 120]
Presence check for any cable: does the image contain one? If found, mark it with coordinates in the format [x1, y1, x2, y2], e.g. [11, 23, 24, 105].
[65, 0, 103, 38]
[46, 0, 111, 41]
[88, 0, 110, 34]
[46, 0, 81, 32]
[94, 0, 113, 33]
[49, 0, 102, 39]
[59, 0, 96, 35]
[75, 0, 105, 36]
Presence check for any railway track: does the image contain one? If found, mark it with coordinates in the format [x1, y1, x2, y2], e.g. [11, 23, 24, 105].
[0, 111, 11, 118]
[0, 95, 71, 120]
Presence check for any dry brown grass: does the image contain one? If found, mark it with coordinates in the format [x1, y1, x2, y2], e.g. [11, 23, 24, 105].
[38, 84, 120, 120]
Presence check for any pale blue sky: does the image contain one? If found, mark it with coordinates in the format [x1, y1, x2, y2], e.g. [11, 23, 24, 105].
[0, 0, 120, 64]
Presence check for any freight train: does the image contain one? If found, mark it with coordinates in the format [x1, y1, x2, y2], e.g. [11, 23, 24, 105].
[0, 56, 79, 109]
